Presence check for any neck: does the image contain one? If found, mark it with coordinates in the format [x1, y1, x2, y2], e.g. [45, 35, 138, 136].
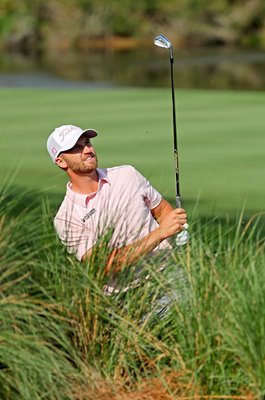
[68, 170, 99, 194]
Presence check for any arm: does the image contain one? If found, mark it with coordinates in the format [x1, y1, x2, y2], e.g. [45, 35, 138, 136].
[82, 198, 187, 274]
[151, 198, 174, 224]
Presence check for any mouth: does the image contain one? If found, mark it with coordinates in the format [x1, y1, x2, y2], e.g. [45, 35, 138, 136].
[84, 153, 95, 161]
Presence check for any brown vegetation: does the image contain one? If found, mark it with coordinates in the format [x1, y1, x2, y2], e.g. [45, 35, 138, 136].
[72, 372, 256, 400]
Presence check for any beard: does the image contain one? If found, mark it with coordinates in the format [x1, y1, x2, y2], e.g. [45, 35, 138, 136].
[64, 154, 98, 175]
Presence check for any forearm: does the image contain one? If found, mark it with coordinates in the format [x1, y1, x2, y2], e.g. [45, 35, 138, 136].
[105, 227, 165, 274]
[83, 199, 187, 274]
[152, 198, 174, 224]
[105, 200, 187, 274]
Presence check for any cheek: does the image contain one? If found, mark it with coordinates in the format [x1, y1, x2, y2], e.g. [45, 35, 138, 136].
[64, 154, 80, 165]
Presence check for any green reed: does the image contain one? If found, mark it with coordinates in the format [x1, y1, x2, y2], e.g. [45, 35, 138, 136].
[1, 186, 264, 398]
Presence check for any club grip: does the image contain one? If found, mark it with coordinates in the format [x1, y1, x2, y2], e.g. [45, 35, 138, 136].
[176, 195, 181, 208]
[175, 196, 189, 245]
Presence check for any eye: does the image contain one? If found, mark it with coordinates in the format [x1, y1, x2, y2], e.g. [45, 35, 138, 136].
[72, 143, 83, 151]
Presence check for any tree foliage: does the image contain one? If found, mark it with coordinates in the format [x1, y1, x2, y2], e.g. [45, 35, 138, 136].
[0, 0, 264, 51]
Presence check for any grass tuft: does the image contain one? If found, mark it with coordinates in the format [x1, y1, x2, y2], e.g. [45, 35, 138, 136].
[1, 185, 264, 398]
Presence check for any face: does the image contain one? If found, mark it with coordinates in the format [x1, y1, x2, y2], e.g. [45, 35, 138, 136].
[56, 134, 98, 174]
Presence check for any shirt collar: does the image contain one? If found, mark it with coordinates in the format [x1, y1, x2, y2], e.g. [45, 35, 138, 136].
[66, 168, 109, 207]
[97, 168, 109, 184]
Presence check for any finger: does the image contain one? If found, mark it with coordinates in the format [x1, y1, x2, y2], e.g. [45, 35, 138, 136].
[178, 215, 187, 223]
[174, 208, 186, 214]
[175, 213, 187, 221]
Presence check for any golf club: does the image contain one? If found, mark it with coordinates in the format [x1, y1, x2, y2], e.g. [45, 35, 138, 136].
[154, 34, 189, 246]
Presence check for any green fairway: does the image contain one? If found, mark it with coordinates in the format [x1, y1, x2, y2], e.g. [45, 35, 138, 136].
[1, 88, 264, 217]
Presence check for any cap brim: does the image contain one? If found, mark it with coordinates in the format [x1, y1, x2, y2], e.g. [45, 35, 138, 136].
[82, 129, 98, 138]
[56, 128, 98, 157]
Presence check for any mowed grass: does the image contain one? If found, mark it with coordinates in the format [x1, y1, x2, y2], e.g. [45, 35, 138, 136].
[0, 87, 264, 217]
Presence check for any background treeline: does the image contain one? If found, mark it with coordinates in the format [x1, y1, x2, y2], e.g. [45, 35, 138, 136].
[0, 0, 265, 53]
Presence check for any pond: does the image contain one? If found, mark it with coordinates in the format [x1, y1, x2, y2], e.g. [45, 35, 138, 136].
[0, 46, 264, 90]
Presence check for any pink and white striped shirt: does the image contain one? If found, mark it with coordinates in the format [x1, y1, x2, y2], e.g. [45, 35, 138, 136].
[54, 165, 171, 261]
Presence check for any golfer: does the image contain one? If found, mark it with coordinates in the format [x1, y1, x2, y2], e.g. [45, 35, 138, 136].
[47, 125, 187, 286]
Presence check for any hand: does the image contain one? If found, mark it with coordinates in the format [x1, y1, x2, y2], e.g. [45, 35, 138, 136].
[157, 208, 187, 241]
[175, 223, 189, 246]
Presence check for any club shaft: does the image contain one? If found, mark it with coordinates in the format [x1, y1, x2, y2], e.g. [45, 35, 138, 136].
[170, 57, 181, 205]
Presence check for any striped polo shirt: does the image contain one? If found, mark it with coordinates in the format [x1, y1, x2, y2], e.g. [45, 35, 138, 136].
[54, 165, 171, 261]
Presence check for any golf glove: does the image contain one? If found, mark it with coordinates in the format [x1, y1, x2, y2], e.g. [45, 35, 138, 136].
[175, 223, 189, 246]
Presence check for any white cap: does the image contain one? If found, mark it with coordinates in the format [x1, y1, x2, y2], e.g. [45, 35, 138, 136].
[47, 125, 98, 162]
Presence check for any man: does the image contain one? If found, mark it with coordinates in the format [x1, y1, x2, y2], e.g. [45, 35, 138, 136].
[47, 124, 188, 290]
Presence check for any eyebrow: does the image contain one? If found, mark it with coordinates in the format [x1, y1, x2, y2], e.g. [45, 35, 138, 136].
[76, 138, 91, 145]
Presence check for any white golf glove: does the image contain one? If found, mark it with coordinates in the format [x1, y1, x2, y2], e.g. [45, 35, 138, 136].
[175, 223, 189, 246]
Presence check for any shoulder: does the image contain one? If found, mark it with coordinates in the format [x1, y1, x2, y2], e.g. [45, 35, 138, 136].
[104, 165, 140, 179]
[106, 165, 136, 174]
[54, 199, 66, 219]
[53, 195, 79, 229]
[53, 198, 68, 227]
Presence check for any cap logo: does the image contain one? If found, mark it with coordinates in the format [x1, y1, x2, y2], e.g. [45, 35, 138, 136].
[52, 147, 57, 154]
[58, 125, 76, 142]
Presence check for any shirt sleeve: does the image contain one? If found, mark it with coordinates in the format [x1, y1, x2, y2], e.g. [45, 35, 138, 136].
[133, 167, 162, 209]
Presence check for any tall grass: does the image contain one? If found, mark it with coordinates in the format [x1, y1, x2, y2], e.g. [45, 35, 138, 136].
[1, 185, 264, 398]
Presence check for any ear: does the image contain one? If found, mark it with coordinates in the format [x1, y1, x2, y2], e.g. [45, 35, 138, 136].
[55, 155, 68, 170]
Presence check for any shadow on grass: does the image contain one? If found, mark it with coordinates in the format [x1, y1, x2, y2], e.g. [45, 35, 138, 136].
[166, 195, 265, 240]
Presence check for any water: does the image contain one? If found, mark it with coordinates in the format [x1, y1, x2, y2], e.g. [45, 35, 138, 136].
[0, 46, 264, 90]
